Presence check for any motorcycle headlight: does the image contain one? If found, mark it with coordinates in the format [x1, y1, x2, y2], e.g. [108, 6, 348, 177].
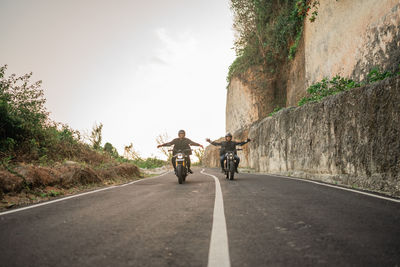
[177, 154, 183, 159]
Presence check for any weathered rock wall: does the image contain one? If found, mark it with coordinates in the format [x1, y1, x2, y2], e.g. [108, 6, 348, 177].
[246, 77, 400, 196]
[226, 69, 286, 133]
[226, 77, 262, 133]
[303, 0, 400, 87]
[226, 0, 400, 133]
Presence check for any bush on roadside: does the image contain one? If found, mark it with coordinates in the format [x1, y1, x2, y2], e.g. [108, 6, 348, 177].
[0, 65, 114, 166]
[131, 157, 166, 169]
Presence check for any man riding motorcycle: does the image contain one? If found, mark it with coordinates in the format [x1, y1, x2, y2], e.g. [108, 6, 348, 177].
[206, 133, 250, 173]
[157, 130, 203, 174]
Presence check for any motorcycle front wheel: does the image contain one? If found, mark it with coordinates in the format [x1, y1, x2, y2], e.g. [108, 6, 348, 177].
[183, 170, 187, 182]
[228, 161, 235, 180]
[176, 164, 184, 184]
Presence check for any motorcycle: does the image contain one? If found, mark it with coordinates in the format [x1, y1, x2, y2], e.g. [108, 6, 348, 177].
[171, 149, 192, 184]
[224, 148, 242, 180]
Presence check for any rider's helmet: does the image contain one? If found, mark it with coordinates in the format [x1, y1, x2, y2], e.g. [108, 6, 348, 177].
[225, 132, 232, 138]
[178, 130, 186, 137]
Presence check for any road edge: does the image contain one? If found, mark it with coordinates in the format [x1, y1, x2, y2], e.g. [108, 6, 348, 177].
[257, 173, 400, 203]
[0, 171, 172, 216]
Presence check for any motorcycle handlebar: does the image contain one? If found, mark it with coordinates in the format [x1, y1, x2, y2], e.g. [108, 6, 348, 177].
[168, 149, 193, 152]
[225, 149, 243, 153]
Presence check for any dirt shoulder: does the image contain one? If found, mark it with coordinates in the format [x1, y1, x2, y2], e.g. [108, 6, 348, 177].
[0, 161, 151, 212]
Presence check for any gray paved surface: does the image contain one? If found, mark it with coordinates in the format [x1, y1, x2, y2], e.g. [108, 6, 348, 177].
[1, 168, 399, 266]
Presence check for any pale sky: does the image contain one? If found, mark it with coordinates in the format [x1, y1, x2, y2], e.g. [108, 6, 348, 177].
[0, 0, 236, 159]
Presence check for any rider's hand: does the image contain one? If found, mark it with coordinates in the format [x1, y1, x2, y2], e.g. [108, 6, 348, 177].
[157, 145, 162, 148]
[247, 138, 251, 142]
[206, 138, 211, 143]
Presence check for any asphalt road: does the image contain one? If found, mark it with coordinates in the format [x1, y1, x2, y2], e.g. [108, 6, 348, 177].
[0, 168, 399, 267]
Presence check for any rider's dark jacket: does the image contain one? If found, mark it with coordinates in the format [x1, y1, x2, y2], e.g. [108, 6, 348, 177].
[161, 138, 200, 155]
[210, 140, 249, 156]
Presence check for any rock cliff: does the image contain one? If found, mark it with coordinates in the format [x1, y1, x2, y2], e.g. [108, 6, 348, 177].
[225, 0, 400, 134]
[207, 76, 400, 196]
[204, 0, 400, 196]
[247, 76, 400, 196]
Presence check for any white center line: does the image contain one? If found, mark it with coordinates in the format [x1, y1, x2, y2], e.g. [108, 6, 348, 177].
[201, 169, 231, 267]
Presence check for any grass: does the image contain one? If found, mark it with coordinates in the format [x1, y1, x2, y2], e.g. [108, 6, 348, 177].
[39, 190, 64, 198]
[0, 174, 147, 211]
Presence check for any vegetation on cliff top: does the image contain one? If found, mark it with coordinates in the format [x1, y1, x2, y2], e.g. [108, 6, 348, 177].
[227, 0, 319, 84]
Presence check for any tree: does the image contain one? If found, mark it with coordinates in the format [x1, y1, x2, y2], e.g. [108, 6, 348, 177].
[156, 132, 172, 161]
[104, 142, 119, 158]
[0, 64, 48, 152]
[124, 142, 140, 160]
[90, 122, 103, 150]
[193, 147, 205, 165]
[230, 0, 271, 61]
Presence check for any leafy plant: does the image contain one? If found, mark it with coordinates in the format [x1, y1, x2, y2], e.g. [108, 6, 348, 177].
[132, 157, 166, 169]
[104, 142, 119, 158]
[366, 67, 393, 83]
[298, 67, 399, 106]
[89, 122, 103, 150]
[0, 65, 47, 153]
[0, 65, 108, 165]
[268, 107, 284, 116]
[288, 30, 302, 60]
[298, 76, 361, 106]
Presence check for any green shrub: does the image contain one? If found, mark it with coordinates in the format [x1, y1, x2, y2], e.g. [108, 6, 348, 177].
[132, 157, 166, 169]
[114, 155, 166, 169]
[0, 65, 48, 154]
[104, 142, 119, 158]
[0, 65, 88, 163]
[366, 67, 393, 83]
[298, 67, 399, 106]
[90, 122, 103, 150]
[268, 107, 284, 116]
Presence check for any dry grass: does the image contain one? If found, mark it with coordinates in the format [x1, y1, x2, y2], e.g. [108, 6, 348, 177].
[0, 160, 142, 211]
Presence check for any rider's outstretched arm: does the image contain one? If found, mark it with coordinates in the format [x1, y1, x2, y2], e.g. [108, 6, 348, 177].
[188, 139, 204, 148]
[206, 138, 222, 146]
[236, 138, 251, 146]
[157, 140, 175, 148]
